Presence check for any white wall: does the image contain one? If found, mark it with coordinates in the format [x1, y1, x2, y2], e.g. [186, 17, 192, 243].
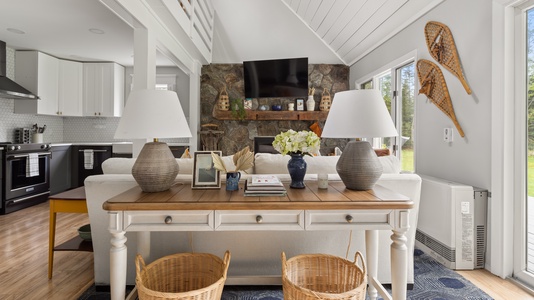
[350, 0, 492, 191]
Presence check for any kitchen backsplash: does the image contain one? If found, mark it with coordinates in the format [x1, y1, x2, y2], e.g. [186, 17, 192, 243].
[1, 46, 188, 145]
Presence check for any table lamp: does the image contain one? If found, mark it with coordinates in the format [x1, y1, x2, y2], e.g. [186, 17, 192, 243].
[115, 89, 192, 192]
[321, 89, 398, 190]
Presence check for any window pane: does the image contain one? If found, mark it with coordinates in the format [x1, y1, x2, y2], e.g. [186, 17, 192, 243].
[526, 6, 534, 275]
[378, 73, 392, 149]
[399, 63, 415, 172]
[361, 80, 373, 89]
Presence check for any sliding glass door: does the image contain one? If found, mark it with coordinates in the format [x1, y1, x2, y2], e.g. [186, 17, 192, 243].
[514, 1, 534, 287]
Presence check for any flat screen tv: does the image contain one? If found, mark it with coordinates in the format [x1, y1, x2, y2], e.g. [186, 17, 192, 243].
[244, 57, 308, 98]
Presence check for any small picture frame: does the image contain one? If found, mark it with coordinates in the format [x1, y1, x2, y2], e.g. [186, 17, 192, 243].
[296, 99, 304, 111]
[192, 151, 222, 189]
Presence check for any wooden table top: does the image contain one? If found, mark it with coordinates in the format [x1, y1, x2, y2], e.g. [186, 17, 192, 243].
[103, 181, 412, 211]
[49, 186, 86, 200]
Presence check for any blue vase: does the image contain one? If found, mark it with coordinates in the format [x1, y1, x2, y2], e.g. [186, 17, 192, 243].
[226, 172, 241, 191]
[287, 153, 307, 189]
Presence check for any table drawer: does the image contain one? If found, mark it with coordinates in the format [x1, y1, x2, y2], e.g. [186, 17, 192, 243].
[305, 210, 394, 230]
[215, 210, 304, 231]
[124, 210, 214, 231]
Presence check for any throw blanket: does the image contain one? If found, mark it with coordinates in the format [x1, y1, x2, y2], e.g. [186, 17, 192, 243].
[26, 153, 39, 177]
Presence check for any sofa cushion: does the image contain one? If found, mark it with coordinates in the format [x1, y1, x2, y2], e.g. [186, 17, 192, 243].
[102, 157, 194, 175]
[253, 153, 400, 174]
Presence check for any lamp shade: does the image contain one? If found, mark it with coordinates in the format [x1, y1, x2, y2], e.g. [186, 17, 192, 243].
[114, 89, 192, 139]
[321, 89, 398, 139]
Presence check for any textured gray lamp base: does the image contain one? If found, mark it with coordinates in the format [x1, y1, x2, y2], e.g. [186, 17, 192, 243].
[132, 142, 179, 192]
[336, 140, 383, 190]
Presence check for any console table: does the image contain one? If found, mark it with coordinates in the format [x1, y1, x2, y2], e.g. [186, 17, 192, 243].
[103, 181, 413, 300]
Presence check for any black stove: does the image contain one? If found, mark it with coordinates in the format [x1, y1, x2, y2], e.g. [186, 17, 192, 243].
[0, 142, 51, 214]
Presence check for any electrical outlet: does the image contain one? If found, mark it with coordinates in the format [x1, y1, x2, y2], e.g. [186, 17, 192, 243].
[444, 128, 453, 142]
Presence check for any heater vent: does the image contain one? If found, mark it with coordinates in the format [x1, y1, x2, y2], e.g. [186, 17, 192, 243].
[416, 229, 455, 262]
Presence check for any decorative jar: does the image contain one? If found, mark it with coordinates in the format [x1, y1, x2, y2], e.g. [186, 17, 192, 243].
[226, 172, 241, 191]
[287, 154, 307, 189]
[306, 95, 315, 111]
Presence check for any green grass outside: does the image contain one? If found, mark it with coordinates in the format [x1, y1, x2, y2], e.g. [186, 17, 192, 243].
[401, 149, 414, 172]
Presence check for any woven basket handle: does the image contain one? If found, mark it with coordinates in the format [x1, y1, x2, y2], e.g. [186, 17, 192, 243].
[222, 250, 231, 278]
[322, 88, 330, 96]
[281, 252, 287, 275]
[220, 85, 228, 96]
[353, 251, 366, 275]
[135, 254, 146, 276]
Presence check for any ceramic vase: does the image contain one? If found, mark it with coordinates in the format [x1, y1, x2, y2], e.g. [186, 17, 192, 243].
[306, 95, 315, 111]
[226, 172, 241, 191]
[287, 153, 307, 189]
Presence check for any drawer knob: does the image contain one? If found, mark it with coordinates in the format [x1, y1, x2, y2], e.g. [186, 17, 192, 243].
[164, 216, 172, 224]
[256, 215, 263, 224]
[345, 215, 353, 223]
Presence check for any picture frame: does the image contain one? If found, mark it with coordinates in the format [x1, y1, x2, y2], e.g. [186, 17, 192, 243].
[192, 151, 222, 189]
[296, 99, 304, 111]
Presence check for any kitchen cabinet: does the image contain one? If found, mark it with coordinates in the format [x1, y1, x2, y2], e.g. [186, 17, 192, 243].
[50, 145, 72, 195]
[14, 51, 59, 115]
[83, 63, 124, 117]
[58, 60, 83, 116]
[14, 51, 83, 116]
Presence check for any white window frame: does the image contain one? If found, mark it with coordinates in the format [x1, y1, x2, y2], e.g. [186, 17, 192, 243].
[354, 50, 418, 171]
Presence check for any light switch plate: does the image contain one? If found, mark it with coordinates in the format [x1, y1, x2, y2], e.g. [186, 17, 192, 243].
[444, 128, 453, 142]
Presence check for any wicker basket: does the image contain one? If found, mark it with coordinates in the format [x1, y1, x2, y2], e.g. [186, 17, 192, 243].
[281, 252, 366, 300]
[135, 251, 231, 300]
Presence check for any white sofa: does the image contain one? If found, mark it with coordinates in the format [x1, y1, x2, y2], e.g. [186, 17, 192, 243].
[85, 153, 421, 287]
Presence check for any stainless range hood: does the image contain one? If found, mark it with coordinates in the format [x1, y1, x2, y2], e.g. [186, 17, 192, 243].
[0, 40, 38, 100]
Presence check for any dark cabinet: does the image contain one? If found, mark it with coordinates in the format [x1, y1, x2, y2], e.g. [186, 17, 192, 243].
[71, 145, 112, 187]
[50, 145, 72, 195]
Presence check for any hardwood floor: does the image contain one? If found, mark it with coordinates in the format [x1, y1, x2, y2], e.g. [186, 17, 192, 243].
[0, 201, 533, 299]
[0, 202, 93, 300]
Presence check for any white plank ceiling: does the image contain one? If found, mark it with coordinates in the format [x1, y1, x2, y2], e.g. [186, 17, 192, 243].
[282, 0, 444, 65]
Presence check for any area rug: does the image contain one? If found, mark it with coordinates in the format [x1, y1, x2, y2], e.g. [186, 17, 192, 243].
[78, 249, 492, 300]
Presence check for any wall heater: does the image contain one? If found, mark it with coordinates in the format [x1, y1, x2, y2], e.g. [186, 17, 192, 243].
[415, 175, 488, 270]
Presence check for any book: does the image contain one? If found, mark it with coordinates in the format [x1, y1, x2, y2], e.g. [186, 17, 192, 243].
[249, 175, 282, 186]
[244, 191, 287, 197]
[245, 179, 285, 191]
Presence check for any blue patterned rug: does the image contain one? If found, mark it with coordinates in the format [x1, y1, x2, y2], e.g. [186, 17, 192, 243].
[78, 249, 492, 300]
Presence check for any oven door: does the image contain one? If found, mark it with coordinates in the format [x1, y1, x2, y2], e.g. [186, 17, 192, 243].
[5, 151, 50, 201]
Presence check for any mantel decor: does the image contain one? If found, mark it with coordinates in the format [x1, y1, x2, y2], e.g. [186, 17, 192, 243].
[217, 85, 230, 110]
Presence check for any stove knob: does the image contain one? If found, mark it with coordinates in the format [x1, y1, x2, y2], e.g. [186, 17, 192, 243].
[9, 146, 15, 151]
[40, 144, 49, 149]
[15, 145, 21, 150]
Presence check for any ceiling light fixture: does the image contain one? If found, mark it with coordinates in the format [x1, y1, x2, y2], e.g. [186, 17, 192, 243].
[89, 28, 105, 34]
[7, 28, 25, 34]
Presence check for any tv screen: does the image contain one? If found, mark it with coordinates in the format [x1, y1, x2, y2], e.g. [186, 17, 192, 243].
[244, 57, 308, 98]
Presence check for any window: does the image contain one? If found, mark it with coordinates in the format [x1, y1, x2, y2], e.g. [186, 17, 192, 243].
[356, 54, 416, 172]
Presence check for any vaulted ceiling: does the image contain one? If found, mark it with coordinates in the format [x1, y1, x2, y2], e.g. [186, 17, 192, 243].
[0, 0, 443, 67]
[212, 0, 443, 65]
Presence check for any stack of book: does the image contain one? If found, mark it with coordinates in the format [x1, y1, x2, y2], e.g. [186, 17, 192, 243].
[244, 175, 287, 196]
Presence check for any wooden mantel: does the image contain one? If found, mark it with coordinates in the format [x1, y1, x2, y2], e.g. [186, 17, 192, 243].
[212, 106, 328, 121]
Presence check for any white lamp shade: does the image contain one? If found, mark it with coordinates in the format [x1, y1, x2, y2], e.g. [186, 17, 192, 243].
[114, 89, 192, 139]
[321, 89, 398, 139]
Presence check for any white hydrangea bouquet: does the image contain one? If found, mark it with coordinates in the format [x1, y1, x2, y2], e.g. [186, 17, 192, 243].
[272, 129, 321, 156]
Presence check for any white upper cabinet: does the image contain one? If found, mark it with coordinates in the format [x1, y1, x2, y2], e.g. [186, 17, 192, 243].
[14, 51, 83, 116]
[83, 63, 124, 117]
[14, 51, 59, 115]
[58, 60, 83, 116]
